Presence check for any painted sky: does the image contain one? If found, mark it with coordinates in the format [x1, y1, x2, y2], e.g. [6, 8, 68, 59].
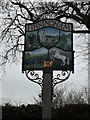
[39, 27, 59, 36]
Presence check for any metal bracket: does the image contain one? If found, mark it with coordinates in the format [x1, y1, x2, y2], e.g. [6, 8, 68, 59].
[25, 70, 43, 88]
[25, 70, 71, 100]
[52, 70, 71, 99]
[52, 70, 71, 88]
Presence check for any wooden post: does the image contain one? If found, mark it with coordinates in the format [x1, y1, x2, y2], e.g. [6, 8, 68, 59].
[42, 72, 52, 120]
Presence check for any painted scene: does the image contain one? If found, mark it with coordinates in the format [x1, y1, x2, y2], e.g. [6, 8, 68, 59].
[24, 26, 73, 71]
[24, 47, 48, 69]
[49, 47, 72, 70]
[39, 27, 59, 49]
[56, 31, 72, 51]
[25, 31, 41, 51]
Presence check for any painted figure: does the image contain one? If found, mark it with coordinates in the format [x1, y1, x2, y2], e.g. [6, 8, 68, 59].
[51, 49, 69, 66]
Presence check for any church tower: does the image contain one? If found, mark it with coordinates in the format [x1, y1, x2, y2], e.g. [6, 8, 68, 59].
[40, 30, 46, 42]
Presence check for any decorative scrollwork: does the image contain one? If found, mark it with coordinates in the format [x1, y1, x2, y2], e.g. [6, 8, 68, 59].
[25, 70, 71, 100]
[52, 71, 71, 87]
[25, 70, 43, 88]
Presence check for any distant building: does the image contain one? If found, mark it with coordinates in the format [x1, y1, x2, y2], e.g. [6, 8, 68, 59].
[40, 30, 58, 43]
[40, 30, 46, 42]
[46, 36, 56, 42]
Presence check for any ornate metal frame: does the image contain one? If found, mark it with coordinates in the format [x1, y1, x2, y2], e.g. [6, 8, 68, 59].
[52, 70, 71, 88]
[52, 70, 71, 98]
[25, 70, 43, 88]
[25, 70, 71, 99]
[25, 70, 71, 86]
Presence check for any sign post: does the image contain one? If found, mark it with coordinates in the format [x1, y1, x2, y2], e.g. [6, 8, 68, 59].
[88, 34, 90, 104]
[42, 72, 52, 120]
[22, 19, 74, 119]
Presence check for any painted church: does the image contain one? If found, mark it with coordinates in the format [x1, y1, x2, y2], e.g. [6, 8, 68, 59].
[40, 30, 58, 43]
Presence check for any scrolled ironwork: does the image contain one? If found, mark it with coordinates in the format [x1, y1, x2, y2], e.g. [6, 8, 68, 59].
[25, 70, 43, 88]
[52, 71, 71, 87]
[25, 70, 71, 100]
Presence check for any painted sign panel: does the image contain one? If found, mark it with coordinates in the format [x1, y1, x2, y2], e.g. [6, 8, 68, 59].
[22, 20, 74, 72]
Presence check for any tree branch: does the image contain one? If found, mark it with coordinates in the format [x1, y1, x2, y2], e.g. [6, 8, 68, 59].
[11, 1, 36, 22]
[65, 2, 85, 18]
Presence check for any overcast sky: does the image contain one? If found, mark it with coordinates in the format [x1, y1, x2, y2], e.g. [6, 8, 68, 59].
[0, 0, 88, 106]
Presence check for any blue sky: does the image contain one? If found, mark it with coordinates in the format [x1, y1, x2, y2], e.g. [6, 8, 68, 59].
[39, 27, 59, 36]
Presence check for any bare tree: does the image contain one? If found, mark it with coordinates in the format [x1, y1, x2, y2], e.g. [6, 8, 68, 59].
[0, 1, 90, 71]
[34, 86, 88, 108]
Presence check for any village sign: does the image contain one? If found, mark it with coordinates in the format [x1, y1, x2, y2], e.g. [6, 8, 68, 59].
[22, 19, 74, 73]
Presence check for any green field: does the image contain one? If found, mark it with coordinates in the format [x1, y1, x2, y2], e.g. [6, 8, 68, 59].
[24, 53, 48, 69]
[41, 42, 58, 48]
[25, 53, 47, 61]
[56, 40, 67, 48]
[24, 63, 44, 69]
[56, 34, 71, 51]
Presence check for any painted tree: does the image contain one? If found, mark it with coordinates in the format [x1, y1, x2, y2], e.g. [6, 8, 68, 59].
[0, 1, 90, 71]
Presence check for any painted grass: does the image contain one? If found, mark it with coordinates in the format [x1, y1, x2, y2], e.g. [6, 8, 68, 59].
[24, 63, 44, 69]
[41, 42, 58, 48]
[25, 53, 48, 61]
